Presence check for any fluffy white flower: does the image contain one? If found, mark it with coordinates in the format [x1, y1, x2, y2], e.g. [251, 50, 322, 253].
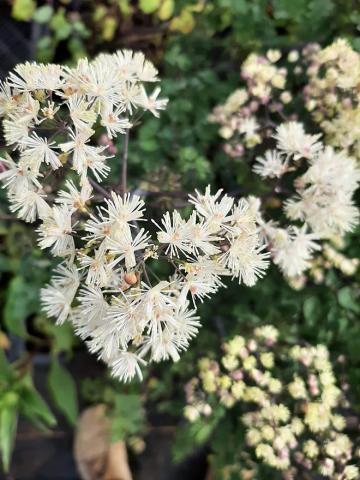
[3, 116, 30, 146]
[285, 147, 360, 237]
[104, 192, 145, 226]
[78, 243, 113, 287]
[76, 285, 109, 332]
[9, 189, 51, 223]
[155, 210, 191, 257]
[136, 85, 168, 117]
[0, 155, 41, 195]
[253, 150, 288, 178]
[21, 133, 61, 171]
[66, 95, 97, 131]
[110, 352, 147, 382]
[269, 226, 320, 277]
[219, 234, 270, 286]
[186, 213, 221, 256]
[100, 105, 132, 138]
[56, 179, 93, 210]
[177, 257, 227, 304]
[41, 263, 79, 325]
[189, 186, 234, 232]
[273, 122, 322, 160]
[173, 302, 201, 344]
[59, 129, 110, 183]
[115, 50, 158, 83]
[37, 205, 75, 257]
[108, 228, 151, 270]
[8, 62, 63, 91]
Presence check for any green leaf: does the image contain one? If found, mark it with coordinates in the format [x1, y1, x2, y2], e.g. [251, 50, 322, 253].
[50, 8, 72, 41]
[68, 38, 87, 61]
[18, 375, 56, 428]
[11, 0, 36, 21]
[36, 36, 54, 63]
[93, 5, 107, 22]
[338, 287, 360, 313]
[0, 407, 17, 472]
[33, 5, 54, 24]
[72, 20, 90, 37]
[48, 359, 78, 425]
[0, 350, 12, 383]
[303, 296, 322, 326]
[139, 0, 161, 14]
[173, 408, 225, 462]
[48, 322, 76, 354]
[4, 276, 37, 337]
[110, 394, 145, 442]
[0, 254, 12, 273]
[273, 0, 308, 20]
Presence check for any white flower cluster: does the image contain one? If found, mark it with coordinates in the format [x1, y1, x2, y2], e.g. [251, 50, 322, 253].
[0, 53, 269, 382]
[0, 51, 166, 222]
[211, 45, 360, 283]
[41, 187, 268, 383]
[253, 121, 360, 278]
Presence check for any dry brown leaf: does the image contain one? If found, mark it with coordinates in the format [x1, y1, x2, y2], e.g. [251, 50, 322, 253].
[103, 441, 132, 480]
[74, 404, 109, 480]
[74, 404, 133, 480]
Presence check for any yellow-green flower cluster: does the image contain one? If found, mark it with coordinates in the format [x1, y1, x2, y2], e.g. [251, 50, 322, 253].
[241, 51, 287, 100]
[183, 326, 359, 479]
[307, 238, 359, 285]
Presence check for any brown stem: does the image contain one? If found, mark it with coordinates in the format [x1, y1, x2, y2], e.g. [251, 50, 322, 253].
[88, 177, 111, 199]
[0, 214, 22, 222]
[141, 262, 152, 286]
[132, 189, 189, 199]
[120, 130, 129, 197]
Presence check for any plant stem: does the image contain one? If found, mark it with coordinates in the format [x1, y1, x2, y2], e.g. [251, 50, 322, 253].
[141, 262, 152, 286]
[120, 130, 130, 196]
[88, 177, 111, 198]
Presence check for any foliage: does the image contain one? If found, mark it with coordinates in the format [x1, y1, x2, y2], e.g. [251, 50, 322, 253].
[1, 0, 360, 476]
[0, 350, 56, 471]
[0, 207, 79, 471]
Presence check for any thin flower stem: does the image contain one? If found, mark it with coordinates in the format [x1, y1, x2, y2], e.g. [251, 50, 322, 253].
[0, 213, 22, 221]
[141, 262, 152, 286]
[133, 188, 189, 199]
[88, 177, 111, 199]
[120, 130, 130, 197]
[147, 267, 161, 283]
[169, 259, 187, 280]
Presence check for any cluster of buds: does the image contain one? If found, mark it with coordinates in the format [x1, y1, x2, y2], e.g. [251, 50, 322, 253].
[304, 39, 360, 159]
[184, 326, 360, 479]
[208, 49, 290, 158]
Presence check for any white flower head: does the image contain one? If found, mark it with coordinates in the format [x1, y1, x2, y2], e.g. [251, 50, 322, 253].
[253, 150, 288, 178]
[273, 122, 323, 160]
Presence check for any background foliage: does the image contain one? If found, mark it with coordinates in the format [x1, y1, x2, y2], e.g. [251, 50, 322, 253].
[1, 0, 360, 476]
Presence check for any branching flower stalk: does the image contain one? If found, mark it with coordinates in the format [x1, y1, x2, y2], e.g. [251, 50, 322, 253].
[0, 52, 269, 382]
[120, 129, 129, 196]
